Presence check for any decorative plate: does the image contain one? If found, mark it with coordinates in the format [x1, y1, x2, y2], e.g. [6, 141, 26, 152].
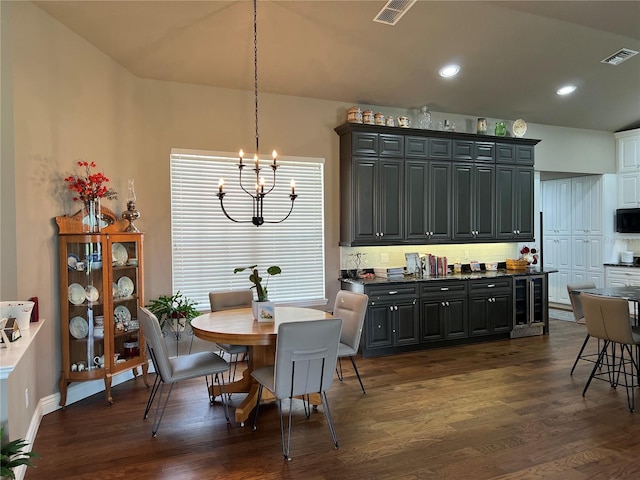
[112, 243, 128, 266]
[68, 283, 86, 305]
[114, 305, 131, 323]
[513, 119, 527, 138]
[117, 276, 134, 297]
[85, 285, 99, 303]
[113, 282, 121, 299]
[67, 253, 80, 269]
[69, 316, 89, 339]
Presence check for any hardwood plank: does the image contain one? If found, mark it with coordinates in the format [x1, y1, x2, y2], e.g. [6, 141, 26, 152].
[26, 320, 640, 479]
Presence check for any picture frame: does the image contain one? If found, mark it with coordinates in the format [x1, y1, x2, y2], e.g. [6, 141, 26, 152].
[405, 252, 420, 274]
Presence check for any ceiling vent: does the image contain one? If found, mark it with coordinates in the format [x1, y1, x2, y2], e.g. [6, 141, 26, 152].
[601, 48, 639, 66]
[373, 0, 417, 25]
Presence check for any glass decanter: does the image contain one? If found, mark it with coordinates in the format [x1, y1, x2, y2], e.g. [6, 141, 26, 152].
[417, 106, 432, 129]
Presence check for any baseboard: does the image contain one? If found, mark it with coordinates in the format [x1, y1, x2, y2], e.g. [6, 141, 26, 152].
[17, 363, 156, 480]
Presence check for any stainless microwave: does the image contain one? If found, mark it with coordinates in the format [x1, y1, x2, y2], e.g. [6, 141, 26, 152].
[616, 208, 640, 233]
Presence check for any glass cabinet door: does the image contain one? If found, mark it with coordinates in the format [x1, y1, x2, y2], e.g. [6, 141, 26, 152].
[64, 237, 106, 375]
[109, 237, 143, 370]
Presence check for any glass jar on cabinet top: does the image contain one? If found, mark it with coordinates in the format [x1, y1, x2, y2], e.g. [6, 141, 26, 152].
[417, 106, 432, 129]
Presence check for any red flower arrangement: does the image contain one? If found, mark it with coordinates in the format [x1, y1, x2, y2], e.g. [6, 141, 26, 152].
[64, 161, 117, 202]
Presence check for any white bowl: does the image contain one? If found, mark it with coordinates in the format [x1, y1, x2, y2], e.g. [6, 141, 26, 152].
[0, 301, 35, 330]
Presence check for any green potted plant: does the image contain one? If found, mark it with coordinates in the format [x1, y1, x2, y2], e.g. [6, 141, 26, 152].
[234, 265, 281, 321]
[146, 291, 199, 331]
[1, 426, 39, 480]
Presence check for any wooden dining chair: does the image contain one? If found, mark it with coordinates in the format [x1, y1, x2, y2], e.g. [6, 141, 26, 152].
[581, 293, 640, 412]
[333, 290, 369, 393]
[209, 290, 253, 382]
[567, 282, 598, 375]
[251, 318, 343, 460]
[138, 307, 231, 436]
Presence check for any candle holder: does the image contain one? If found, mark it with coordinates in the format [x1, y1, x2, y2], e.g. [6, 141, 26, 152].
[122, 200, 141, 232]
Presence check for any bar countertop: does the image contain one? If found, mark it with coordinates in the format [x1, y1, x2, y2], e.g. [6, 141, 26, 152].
[341, 267, 557, 286]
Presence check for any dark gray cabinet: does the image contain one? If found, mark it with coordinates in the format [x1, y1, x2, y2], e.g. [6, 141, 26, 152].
[346, 156, 403, 244]
[362, 285, 419, 356]
[336, 123, 539, 246]
[405, 160, 452, 242]
[452, 163, 495, 241]
[468, 278, 513, 336]
[340, 272, 547, 357]
[496, 165, 534, 240]
[420, 281, 468, 342]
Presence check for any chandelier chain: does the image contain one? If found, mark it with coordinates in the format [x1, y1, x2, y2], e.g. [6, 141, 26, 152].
[253, 0, 259, 154]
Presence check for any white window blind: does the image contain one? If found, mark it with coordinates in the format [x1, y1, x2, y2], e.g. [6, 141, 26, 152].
[170, 149, 326, 311]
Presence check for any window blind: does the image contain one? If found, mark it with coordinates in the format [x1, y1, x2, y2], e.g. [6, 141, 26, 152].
[170, 149, 326, 311]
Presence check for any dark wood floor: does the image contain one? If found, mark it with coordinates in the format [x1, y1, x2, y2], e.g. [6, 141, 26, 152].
[27, 319, 640, 479]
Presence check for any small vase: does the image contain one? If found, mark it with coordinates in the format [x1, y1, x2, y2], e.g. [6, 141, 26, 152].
[83, 198, 101, 233]
[252, 300, 275, 322]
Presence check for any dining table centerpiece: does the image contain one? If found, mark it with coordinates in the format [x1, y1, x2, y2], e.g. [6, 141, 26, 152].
[64, 160, 117, 232]
[233, 265, 281, 321]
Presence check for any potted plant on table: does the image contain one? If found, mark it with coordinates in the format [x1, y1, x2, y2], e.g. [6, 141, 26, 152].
[234, 265, 281, 321]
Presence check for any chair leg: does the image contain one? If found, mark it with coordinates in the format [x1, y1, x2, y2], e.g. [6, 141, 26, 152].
[213, 372, 230, 423]
[151, 382, 174, 437]
[144, 373, 161, 419]
[251, 384, 264, 432]
[349, 356, 366, 394]
[570, 333, 592, 375]
[279, 398, 294, 461]
[336, 358, 344, 382]
[583, 340, 610, 397]
[322, 391, 339, 450]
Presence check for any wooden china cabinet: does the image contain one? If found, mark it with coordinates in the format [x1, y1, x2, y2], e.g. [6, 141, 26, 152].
[56, 207, 148, 406]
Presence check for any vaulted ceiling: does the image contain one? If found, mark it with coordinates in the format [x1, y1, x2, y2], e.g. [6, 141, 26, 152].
[34, 1, 640, 133]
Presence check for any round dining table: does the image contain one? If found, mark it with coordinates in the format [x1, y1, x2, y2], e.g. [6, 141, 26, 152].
[191, 306, 333, 425]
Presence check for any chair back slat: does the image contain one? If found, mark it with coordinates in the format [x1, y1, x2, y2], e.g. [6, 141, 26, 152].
[138, 306, 174, 381]
[209, 290, 253, 312]
[333, 291, 368, 351]
[581, 293, 634, 344]
[274, 318, 342, 398]
[567, 282, 596, 323]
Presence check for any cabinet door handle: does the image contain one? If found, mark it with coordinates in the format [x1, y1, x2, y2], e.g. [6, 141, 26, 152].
[395, 306, 398, 311]
[441, 287, 449, 291]
[441, 301, 446, 307]
[487, 284, 495, 288]
[446, 301, 450, 307]
[388, 290, 398, 295]
[380, 232, 384, 237]
[389, 306, 394, 311]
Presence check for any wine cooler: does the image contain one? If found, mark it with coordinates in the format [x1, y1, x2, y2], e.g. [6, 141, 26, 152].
[511, 274, 548, 338]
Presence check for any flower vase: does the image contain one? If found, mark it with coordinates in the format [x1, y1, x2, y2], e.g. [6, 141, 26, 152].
[252, 300, 275, 322]
[83, 198, 101, 233]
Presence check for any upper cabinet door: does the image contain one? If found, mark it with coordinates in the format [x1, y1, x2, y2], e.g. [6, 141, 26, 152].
[616, 130, 640, 173]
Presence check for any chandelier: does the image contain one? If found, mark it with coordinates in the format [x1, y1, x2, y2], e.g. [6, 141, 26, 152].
[217, 0, 297, 227]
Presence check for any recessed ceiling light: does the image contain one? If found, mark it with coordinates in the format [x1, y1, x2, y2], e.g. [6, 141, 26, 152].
[439, 64, 460, 78]
[556, 85, 577, 96]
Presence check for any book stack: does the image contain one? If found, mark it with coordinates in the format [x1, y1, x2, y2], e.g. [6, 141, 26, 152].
[373, 267, 405, 279]
[422, 254, 448, 277]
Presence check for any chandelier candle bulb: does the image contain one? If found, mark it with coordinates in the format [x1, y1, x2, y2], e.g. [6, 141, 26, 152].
[254, 154, 259, 170]
[291, 179, 295, 195]
[272, 150, 277, 165]
[218, 178, 224, 193]
[239, 149, 244, 166]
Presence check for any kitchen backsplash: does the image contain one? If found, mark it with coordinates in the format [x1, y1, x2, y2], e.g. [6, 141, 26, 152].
[341, 243, 527, 270]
